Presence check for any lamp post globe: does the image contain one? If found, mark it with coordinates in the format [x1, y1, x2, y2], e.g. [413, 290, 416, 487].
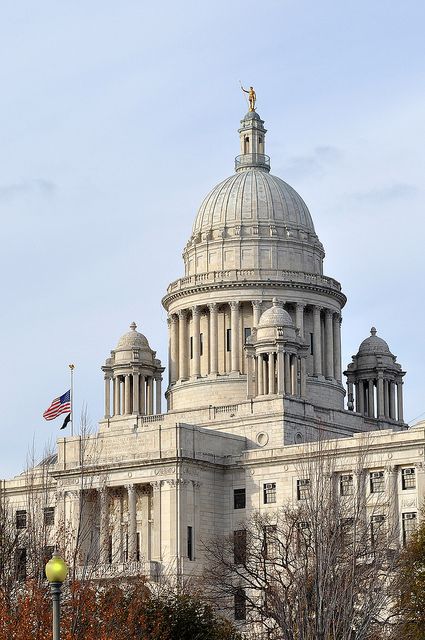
[45, 550, 68, 640]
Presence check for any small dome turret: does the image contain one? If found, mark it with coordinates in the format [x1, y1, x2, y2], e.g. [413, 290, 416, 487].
[102, 322, 164, 421]
[344, 327, 405, 424]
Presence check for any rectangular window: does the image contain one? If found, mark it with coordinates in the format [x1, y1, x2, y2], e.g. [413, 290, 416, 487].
[402, 512, 417, 546]
[297, 521, 311, 549]
[108, 534, 113, 564]
[244, 327, 252, 343]
[199, 333, 203, 356]
[16, 510, 27, 529]
[371, 515, 386, 545]
[124, 533, 129, 562]
[15, 548, 27, 581]
[226, 328, 231, 352]
[43, 507, 55, 526]
[340, 474, 354, 496]
[187, 526, 193, 560]
[310, 333, 314, 355]
[234, 529, 247, 565]
[263, 482, 276, 504]
[233, 488, 246, 510]
[297, 479, 310, 501]
[263, 525, 278, 559]
[136, 532, 141, 562]
[234, 588, 246, 621]
[370, 471, 384, 494]
[402, 468, 416, 490]
[190, 336, 193, 359]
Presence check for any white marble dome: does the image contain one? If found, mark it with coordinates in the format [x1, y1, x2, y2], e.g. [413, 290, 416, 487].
[192, 170, 315, 235]
[116, 322, 149, 351]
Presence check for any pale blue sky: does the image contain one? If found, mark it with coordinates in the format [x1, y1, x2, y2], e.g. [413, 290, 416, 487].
[1, 1, 424, 477]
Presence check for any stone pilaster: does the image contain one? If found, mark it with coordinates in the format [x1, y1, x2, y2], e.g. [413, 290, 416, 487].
[132, 373, 140, 415]
[178, 310, 188, 381]
[104, 375, 111, 418]
[252, 300, 262, 328]
[295, 303, 305, 339]
[324, 309, 334, 379]
[230, 301, 240, 373]
[268, 352, 275, 395]
[169, 315, 179, 384]
[333, 313, 342, 382]
[313, 306, 322, 376]
[99, 487, 110, 564]
[208, 303, 218, 375]
[191, 306, 201, 378]
[126, 484, 137, 562]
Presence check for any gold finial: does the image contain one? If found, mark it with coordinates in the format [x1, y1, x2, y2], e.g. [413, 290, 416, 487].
[240, 82, 256, 112]
[69, 364, 75, 370]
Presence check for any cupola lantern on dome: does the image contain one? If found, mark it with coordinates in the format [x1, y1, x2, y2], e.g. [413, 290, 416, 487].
[344, 327, 405, 423]
[102, 322, 164, 420]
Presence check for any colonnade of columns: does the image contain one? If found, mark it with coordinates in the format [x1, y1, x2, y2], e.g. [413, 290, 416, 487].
[347, 377, 404, 422]
[104, 373, 162, 418]
[247, 349, 307, 398]
[99, 484, 152, 564]
[168, 301, 342, 384]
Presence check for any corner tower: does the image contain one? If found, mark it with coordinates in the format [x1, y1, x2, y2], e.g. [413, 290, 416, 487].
[163, 105, 346, 412]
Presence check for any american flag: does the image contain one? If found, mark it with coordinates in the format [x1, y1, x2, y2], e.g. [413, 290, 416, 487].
[43, 390, 71, 421]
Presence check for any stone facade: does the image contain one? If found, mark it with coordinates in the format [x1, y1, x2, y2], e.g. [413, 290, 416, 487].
[3, 105, 424, 591]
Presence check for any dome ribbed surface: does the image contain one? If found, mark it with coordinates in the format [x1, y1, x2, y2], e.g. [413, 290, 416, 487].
[258, 300, 293, 328]
[358, 328, 391, 354]
[193, 170, 315, 234]
[116, 323, 149, 351]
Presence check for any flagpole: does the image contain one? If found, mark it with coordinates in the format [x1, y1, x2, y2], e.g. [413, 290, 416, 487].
[69, 364, 75, 437]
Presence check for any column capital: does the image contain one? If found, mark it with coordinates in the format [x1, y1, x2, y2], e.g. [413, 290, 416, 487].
[252, 300, 262, 309]
[177, 308, 188, 319]
[104, 373, 112, 381]
[191, 305, 201, 317]
[229, 300, 240, 310]
[208, 302, 218, 312]
[168, 314, 178, 325]
[125, 483, 136, 492]
[296, 302, 305, 310]
[325, 308, 333, 318]
[313, 305, 322, 315]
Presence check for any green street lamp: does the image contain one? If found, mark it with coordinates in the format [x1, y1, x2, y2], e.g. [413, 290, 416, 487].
[45, 550, 68, 640]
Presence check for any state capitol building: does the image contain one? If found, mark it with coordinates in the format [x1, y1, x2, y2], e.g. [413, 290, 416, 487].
[4, 102, 425, 595]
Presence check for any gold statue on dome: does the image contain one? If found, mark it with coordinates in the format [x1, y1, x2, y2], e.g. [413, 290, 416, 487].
[240, 83, 256, 111]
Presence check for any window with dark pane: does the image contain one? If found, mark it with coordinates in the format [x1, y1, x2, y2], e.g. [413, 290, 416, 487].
[297, 479, 310, 500]
[234, 588, 246, 620]
[370, 471, 384, 494]
[263, 482, 276, 504]
[16, 510, 27, 529]
[402, 468, 416, 490]
[340, 474, 353, 496]
[43, 507, 55, 526]
[402, 512, 417, 546]
[233, 488, 246, 509]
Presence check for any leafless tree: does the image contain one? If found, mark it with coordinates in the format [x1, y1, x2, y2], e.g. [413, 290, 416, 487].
[203, 436, 401, 640]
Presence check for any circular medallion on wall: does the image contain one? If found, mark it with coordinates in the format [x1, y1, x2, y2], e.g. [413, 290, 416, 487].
[256, 432, 269, 447]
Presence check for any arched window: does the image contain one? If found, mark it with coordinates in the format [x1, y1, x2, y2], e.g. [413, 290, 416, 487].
[244, 136, 249, 153]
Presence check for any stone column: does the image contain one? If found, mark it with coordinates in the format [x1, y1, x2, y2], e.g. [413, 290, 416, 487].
[268, 353, 275, 395]
[291, 356, 298, 395]
[104, 375, 111, 418]
[99, 487, 110, 564]
[208, 303, 218, 375]
[140, 375, 146, 415]
[192, 306, 201, 378]
[368, 379, 375, 418]
[277, 349, 285, 394]
[295, 303, 305, 338]
[384, 380, 390, 417]
[127, 484, 137, 562]
[397, 381, 404, 422]
[389, 381, 396, 419]
[313, 306, 322, 376]
[146, 377, 153, 414]
[333, 314, 342, 382]
[257, 355, 264, 396]
[246, 354, 255, 397]
[113, 376, 121, 416]
[262, 356, 268, 395]
[140, 485, 151, 562]
[252, 300, 262, 328]
[324, 310, 334, 379]
[358, 380, 365, 414]
[178, 310, 188, 381]
[300, 357, 307, 396]
[169, 315, 179, 384]
[151, 482, 162, 561]
[284, 352, 291, 394]
[132, 373, 140, 415]
[347, 380, 354, 410]
[377, 374, 384, 418]
[155, 378, 162, 414]
[124, 374, 132, 414]
[230, 301, 240, 373]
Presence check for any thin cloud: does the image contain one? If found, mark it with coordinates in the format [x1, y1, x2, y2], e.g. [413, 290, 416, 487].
[282, 145, 342, 179]
[0, 179, 56, 201]
[349, 183, 418, 205]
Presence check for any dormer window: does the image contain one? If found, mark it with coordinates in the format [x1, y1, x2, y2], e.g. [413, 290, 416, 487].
[244, 136, 249, 153]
